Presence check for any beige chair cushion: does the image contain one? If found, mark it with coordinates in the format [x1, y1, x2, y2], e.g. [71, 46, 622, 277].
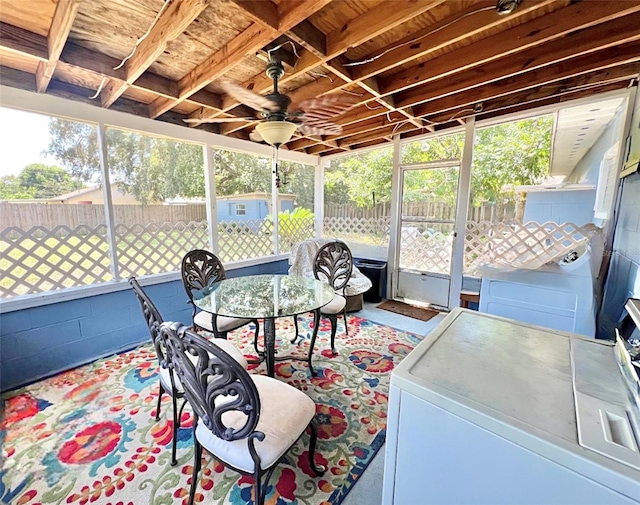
[194, 311, 253, 334]
[158, 338, 248, 394]
[195, 374, 316, 472]
[320, 294, 346, 315]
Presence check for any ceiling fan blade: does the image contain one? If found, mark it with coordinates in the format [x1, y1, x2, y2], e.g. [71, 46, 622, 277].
[290, 94, 359, 117]
[183, 117, 255, 124]
[219, 79, 279, 113]
[298, 121, 343, 136]
[249, 129, 263, 142]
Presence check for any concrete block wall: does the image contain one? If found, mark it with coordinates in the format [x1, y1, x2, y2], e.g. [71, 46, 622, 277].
[523, 189, 597, 226]
[598, 173, 640, 338]
[0, 259, 287, 392]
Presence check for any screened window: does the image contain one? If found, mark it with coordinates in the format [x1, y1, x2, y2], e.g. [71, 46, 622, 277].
[324, 147, 391, 259]
[105, 127, 207, 278]
[214, 149, 273, 261]
[0, 108, 105, 298]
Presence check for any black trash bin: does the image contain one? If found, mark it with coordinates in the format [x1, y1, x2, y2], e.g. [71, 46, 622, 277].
[354, 259, 387, 303]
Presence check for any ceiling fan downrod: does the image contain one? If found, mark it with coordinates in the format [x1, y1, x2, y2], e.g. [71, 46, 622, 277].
[266, 57, 284, 94]
[264, 57, 291, 121]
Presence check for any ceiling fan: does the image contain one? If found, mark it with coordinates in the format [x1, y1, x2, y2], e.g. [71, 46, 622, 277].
[184, 56, 358, 146]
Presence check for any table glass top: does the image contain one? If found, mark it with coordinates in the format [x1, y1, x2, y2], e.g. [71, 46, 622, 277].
[192, 274, 335, 319]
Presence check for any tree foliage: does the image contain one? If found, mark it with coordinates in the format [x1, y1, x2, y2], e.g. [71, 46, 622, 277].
[46, 119, 204, 204]
[0, 163, 83, 200]
[326, 117, 552, 208]
[44, 114, 552, 209]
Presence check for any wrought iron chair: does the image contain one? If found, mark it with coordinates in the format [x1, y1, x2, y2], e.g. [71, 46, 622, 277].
[129, 276, 248, 466]
[293, 240, 353, 355]
[160, 322, 324, 505]
[181, 249, 260, 354]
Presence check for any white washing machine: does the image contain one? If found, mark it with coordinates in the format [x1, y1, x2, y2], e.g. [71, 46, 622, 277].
[479, 243, 597, 337]
[382, 309, 640, 505]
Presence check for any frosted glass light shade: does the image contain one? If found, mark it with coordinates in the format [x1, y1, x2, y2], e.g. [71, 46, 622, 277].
[255, 121, 297, 146]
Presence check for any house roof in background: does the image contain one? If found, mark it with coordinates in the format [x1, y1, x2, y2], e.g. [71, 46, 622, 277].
[0, 0, 639, 156]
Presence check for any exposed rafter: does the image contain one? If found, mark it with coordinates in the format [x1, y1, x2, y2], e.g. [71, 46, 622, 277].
[36, 0, 82, 93]
[0, 0, 638, 155]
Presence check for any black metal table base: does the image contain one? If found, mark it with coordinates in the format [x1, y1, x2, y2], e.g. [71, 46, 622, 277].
[248, 310, 322, 377]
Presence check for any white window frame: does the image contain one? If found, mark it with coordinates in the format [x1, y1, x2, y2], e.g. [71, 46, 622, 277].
[0, 86, 317, 312]
[235, 203, 246, 216]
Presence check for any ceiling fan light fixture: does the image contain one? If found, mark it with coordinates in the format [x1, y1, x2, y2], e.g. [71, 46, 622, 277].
[255, 120, 297, 147]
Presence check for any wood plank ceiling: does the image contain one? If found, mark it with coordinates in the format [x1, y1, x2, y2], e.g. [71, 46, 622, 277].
[1, 0, 639, 156]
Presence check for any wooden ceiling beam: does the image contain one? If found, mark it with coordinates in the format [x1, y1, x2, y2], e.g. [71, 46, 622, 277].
[286, 20, 326, 58]
[324, 58, 423, 128]
[395, 13, 640, 110]
[150, 23, 274, 118]
[402, 80, 633, 144]
[337, 122, 418, 148]
[57, 42, 226, 112]
[154, 0, 331, 119]
[36, 0, 82, 93]
[278, 0, 331, 32]
[380, 0, 640, 97]
[100, 0, 210, 108]
[349, 0, 548, 82]
[286, 109, 406, 150]
[229, 0, 279, 29]
[187, 0, 439, 125]
[413, 55, 640, 120]
[424, 67, 640, 125]
[0, 22, 48, 61]
[325, 0, 446, 57]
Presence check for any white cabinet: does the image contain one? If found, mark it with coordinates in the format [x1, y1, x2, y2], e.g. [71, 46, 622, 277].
[382, 309, 640, 505]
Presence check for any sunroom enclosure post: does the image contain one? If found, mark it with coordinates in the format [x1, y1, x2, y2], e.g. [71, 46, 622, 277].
[204, 145, 218, 254]
[271, 147, 280, 255]
[387, 135, 402, 300]
[315, 157, 327, 238]
[448, 117, 475, 309]
[97, 122, 120, 282]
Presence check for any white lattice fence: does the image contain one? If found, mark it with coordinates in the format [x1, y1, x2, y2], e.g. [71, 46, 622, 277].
[278, 217, 315, 253]
[323, 217, 391, 246]
[465, 221, 593, 273]
[116, 221, 209, 278]
[1, 225, 112, 297]
[399, 226, 454, 274]
[218, 219, 273, 262]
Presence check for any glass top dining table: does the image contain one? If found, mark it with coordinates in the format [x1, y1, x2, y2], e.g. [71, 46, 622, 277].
[193, 274, 335, 377]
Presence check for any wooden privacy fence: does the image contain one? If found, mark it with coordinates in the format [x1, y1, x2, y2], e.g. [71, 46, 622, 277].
[0, 202, 207, 229]
[324, 201, 516, 222]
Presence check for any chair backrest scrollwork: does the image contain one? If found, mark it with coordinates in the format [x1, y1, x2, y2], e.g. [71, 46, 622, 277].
[313, 240, 353, 293]
[160, 322, 262, 442]
[182, 249, 226, 305]
[129, 276, 168, 368]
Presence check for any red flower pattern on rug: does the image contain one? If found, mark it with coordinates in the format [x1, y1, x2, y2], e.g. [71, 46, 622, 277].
[1, 316, 422, 505]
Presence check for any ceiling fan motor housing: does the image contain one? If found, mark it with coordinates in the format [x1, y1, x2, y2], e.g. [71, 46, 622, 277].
[264, 93, 291, 121]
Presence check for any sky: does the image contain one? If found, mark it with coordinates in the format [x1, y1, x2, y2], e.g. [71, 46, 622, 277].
[0, 107, 57, 177]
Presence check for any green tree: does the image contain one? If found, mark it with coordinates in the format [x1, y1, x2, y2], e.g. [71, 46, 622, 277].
[214, 149, 272, 195]
[0, 164, 83, 200]
[46, 119, 205, 204]
[46, 119, 100, 182]
[279, 160, 314, 209]
[327, 146, 393, 207]
[0, 175, 34, 200]
[324, 117, 552, 209]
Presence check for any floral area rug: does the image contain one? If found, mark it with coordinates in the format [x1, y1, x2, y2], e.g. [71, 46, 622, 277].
[1, 315, 422, 505]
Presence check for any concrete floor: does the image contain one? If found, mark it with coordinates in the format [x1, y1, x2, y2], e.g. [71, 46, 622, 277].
[340, 301, 446, 505]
